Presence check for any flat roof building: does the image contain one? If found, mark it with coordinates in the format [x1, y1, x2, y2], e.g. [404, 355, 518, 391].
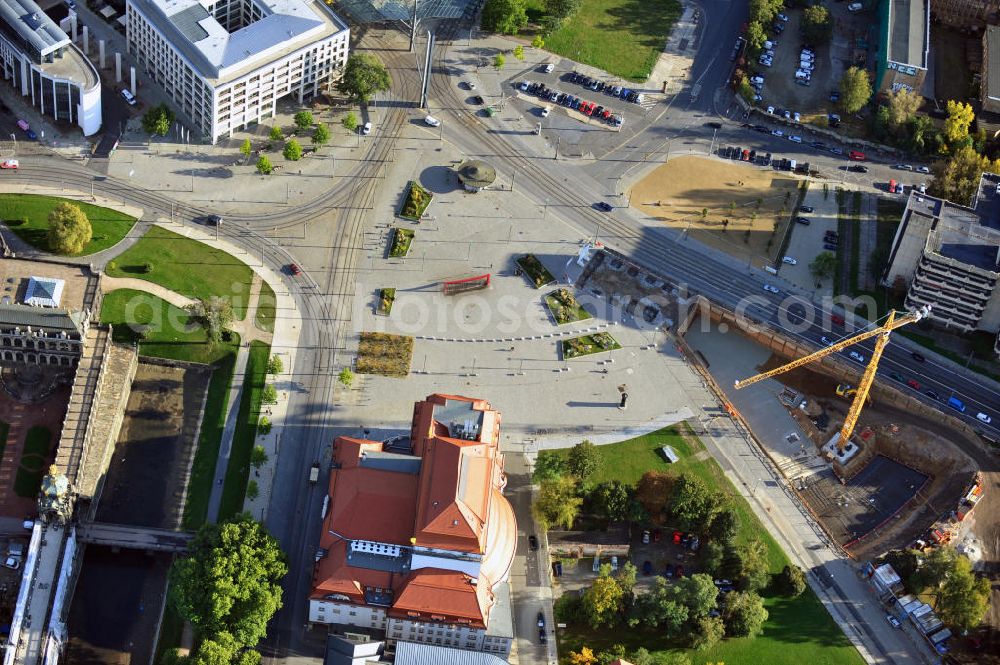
[311, 394, 516, 657]
[884, 174, 1000, 339]
[931, 0, 999, 29]
[0, 0, 102, 135]
[126, 0, 349, 143]
[876, 0, 930, 95]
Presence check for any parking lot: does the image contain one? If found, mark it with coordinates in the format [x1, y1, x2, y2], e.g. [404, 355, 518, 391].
[778, 183, 841, 293]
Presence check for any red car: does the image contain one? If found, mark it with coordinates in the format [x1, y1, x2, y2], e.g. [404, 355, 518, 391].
[288, 263, 301, 275]
[653, 528, 662, 542]
[849, 150, 866, 161]
[907, 379, 920, 390]
[672, 530, 683, 544]
[831, 314, 844, 325]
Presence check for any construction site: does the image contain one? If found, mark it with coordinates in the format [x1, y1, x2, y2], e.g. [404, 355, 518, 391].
[679, 298, 998, 657]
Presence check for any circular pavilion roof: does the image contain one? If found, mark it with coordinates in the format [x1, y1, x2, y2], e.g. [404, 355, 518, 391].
[456, 160, 497, 188]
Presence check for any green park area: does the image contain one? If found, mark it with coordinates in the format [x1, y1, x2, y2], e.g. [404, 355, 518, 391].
[254, 281, 277, 333]
[106, 225, 255, 319]
[0, 193, 136, 255]
[537, 426, 863, 665]
[526, 0, 681, 81]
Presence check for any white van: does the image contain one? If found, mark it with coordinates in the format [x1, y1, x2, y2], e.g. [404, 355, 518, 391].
[361, 122, 372, 135]
[795, 70, 811, 80]
[764, 265, 778, 275]
[848, 2, 863, 11]
[120, 88, 137, 106]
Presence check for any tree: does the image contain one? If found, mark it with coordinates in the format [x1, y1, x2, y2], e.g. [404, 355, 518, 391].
[944, 100, 975, 146]
[142, 103, 174, 136]
[567, 440, 601, 485]
[708, 505, 739, 545]
[544, 0, 581, 30]
[777, 564, 807, 597]
[582, 567, 625, 628]
[493, 53, 506, 70]
[931, 145, 1000, 205]
[258, 416, 271, 435]
[189, 631, 241, 665]
[667, 474, 716, 531]
[635, 471, 675, 523]
[187, 297, 234, 344]
[533, 452, 567, 482]
[47, 202, 92, 254]
[513, 45, 525, 61]
[737, 537, 770, 593]
[531, 35, 545, 49]
[629, 577, 688, 634]
[886, 88, 922, 130]
[251, 446, 269, 469]
[699, 540, 725, 577]
[256, 155, 273, 175]
[481, 0, 528, 35]
[267, 354, 283, 375]
[617, 561, 638, 599]
[800, 5, 832, 43]
[746, 21, 767, 52]
[809, 251, 837, 281]
[568, 647, 597, 665]
[532, 475, 582, 529]
[675, 573, 719, 620]
[936, 555, 990, 631]
[592, 480, 630, 521]
[691, 615, 725, 651]
[337, 53, 392, 103]
[261, 384, 278, 405]
[884, 549, 921, 588]
[240, 138, 252, 159]
[293, 111, 314, 130]
[342, 112, 359, 131]
[839, 67, 872, 114]
[269, 125, 284, 141]
[337, 367, 354, 388]
[722, 590, 769, 638]
[312, 123, 330, 145]
[170, 514, 287, 647]
[246, 480, 259, 500]
[283, 138, 303, 161]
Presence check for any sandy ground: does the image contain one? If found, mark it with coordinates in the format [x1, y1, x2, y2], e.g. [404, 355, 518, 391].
[631, 155, 798, 266]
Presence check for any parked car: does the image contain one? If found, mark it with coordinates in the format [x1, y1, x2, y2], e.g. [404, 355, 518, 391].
[642, 530, 651, 544]
[528, 535, 539, 550]
[472, 95, 485, 105]
[642, 560, 654, 575]
[849, 351, 865, 363]
[911, 351, 925, 362]
[925, 390, 940, 400]
[795, 216, 811, 225]
[977, 412, 993, 424]
[907, 379, 921, 390]
[849, 150, 866, 161]
[0, 159, 18, 170]
[361, 122, 372, 135]
[3, 557, 19, 570]
[782, 256, 797, 265]
[763, 284, 780, 294]
[848, 1, 863, 11]
[800, 205, 814, 213]
[886, 614, 902, 629]
[543, 63, 554, 73]
[821, 336, 833, 346]
[596, 201, 614, 212]
[537, 612, 545, 627]
[539, 628, 547, 644]
[917, 166, 930, 174]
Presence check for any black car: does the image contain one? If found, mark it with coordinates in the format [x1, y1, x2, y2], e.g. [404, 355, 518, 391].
[733, 147, 743, 160]
[200, 214, 223, 226]
[911, 351, 925, 362]
[627, 91, 639, 102]
[849, 164, 869, 173]
[823, 242, 837, 250]
[595, 105, 605, 117]
[754, 124, 769, 133]
[472, 95, 484, 105]
[795, 216, 811, 225]
[596, 201, 614, 212]
[596, 81, 606, 92]
[800, 205, 814, 213]
[811, 141, 826, 150]
[749, 149, 757, 161]
[924, 390, 939, 400]
[705, 121, 723, 129]
[528, 535, 539, 550]
[581, 76, 593, 87]
[539, 628, 547, 644]
[537, 612, 545, 628]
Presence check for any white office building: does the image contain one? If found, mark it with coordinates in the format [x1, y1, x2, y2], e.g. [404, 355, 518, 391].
[125, 0, 349, 144]
[0, 0, 102, 136]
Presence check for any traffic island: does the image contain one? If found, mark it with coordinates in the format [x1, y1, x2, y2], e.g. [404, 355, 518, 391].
[560, 332, 621, 359]
[356, 332, 413, 377]
[545, 288, 593, 325]
[516, 254, 556, 288]
[398, 181, 434, 221]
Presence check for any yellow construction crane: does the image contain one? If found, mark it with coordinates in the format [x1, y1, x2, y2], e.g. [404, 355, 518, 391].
[734, 306, 930, 451]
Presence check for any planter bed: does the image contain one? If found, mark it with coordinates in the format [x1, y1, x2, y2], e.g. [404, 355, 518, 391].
[376, 288, 396, 316]
[356, 332, 413, 377]
[389, 228, 414, 258]
[545, 288, 592, 325]
[561, 332, 621, 359]
[398, 181, 434, 221]
[516, 254, 556, 289]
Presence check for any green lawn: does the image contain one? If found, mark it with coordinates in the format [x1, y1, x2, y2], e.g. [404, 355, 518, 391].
[15, 425, 54, 497]
[254, 280, 277, 334]
[217, 340, 270, 521]
[529, 0, 682, 81]
[0, 194, 137, 256]
[105, 226, 254, 320]
[543, 426, 864, 665]
[99, 289, 240, 528]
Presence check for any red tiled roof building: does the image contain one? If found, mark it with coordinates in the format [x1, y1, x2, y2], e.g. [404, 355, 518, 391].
[310, 394, 517, 656]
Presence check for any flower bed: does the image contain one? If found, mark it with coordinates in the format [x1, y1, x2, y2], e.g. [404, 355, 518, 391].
[516, 254, 556, 289]
[545, 288, 592, 325]
[376, 288, 396, 316]
[389, 228, 414, 258]
[356, 332, 413, 377]
[398, 181, 434, 221]
[561, 332, 621, 359]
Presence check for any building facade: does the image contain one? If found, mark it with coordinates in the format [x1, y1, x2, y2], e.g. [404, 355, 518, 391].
[310, 394, 517, 657]
[125, 0, 349, 144]
[0, 306, 88, 366]
[883, 174, 1000, 336]
[0, 0, 101, 135]
[931, 0, 999, 29]
[984, 26, 1000, 115]
[876, 0, 930, 95]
